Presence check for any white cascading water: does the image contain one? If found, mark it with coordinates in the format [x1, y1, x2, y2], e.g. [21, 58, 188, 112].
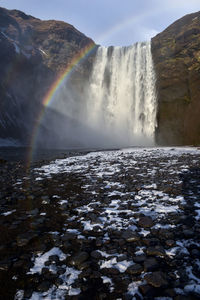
[85, 41, 157, 147]
[46, 41, 157, 148]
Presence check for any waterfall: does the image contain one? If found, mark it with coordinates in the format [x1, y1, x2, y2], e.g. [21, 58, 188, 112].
[43, 41, 157, 149]
[85, 41, 157, 147]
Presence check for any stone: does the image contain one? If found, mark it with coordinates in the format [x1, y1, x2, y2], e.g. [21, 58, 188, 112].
[146, 246, 165, 257]
[27, 208, 39, 216]
[0, 260, 11, 271]
[54, 277, 63, 286]
[37, 281, 52, 292]
[49, 255, 59, 263]
[138, 216, 153, 228]
[144, 271, 168, 288]
[127, 264, 143, 275]
[122, 230, 140, 242]
[144, 257, 158, 272]
[103, 267, 120, 275]
[91, 250, 102, 259]
[61, 233, 77, 241]
[139, 284, 155, 297]
[183, 229, 194, 238]
[68, 252, 89, 267]
[16, 233, 36, 247]
[191, 249, 200, 258]
[133, 255, 146, 263]
[165, 240, 175, 247]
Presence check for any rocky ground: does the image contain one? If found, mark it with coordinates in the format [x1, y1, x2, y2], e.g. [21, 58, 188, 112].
[0, 147, 200, 300]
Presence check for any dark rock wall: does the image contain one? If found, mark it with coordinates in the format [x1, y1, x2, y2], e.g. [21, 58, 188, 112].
[0, 7, 96, 145]
[152, 11, 200, 145]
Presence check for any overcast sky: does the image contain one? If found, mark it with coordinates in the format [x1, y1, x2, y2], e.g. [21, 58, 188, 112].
[0, 0, 200, 46]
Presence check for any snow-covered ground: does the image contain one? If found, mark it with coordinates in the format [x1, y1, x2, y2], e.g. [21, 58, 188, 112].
[10, 147, 200, 299]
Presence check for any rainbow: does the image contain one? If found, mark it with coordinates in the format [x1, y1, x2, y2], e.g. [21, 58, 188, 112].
[27, 41, 97, 167]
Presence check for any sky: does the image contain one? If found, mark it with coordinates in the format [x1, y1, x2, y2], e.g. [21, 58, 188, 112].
[0, 0, 200, 46]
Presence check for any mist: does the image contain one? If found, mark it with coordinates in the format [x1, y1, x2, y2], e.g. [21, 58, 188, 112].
[35, 42, 157, 150]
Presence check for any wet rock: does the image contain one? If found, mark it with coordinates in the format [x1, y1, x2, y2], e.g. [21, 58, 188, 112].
[159, 229, 174, 239]
[183, 229, 194, 238]
[54, 277, 63, 286]
[146, 246, 165, 257]
[164, 288, 176, 298]
[127, 263, 143, 275]
[139, 284, 155, 297]
[96, 238, 103, 247]
[165, 239, 175, 247]
[61, 232, 77, 241]
[143, 238, 160, 246]
[57, 266, 66, 275]
[122, 230, 140, 242]
[191, 248, 200, 258]
[13, 260, 26, 268]
[16, 233, 36, 247]
[101, 267, 119, 275]
[117, 254, 128, 262]
[0, 260, 11, 271]
[49, 255, 60, 263]
[138, 216, 153, 228]
[144, 271, 168, 287]
[91, 250, 102, 259]
[144, 257, 158, 272]
[27, 208, 39, 216]
[133, 255, 146, 263]
[68, 252, 89, 267]
[37, 281, 52, 292]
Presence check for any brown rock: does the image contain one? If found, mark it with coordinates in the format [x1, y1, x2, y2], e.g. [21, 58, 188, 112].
[144, 257, 158, 272]
[144, 271, 168, 287]
[139, 284, 156, 297]
[146, 246, 166, 257]
[138, 216, 153, 228]
[127, 264, 143, 275]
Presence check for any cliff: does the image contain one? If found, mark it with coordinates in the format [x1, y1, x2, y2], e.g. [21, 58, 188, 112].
[152, 11, 200, 145]
[0, 7, 96, 146]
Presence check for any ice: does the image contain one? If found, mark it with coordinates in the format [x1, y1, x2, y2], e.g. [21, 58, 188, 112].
[14, 290, 24, 300]
[100, 258, 133, 273]
[195, 209, 200, 220]
[1, 209, 16, 216]
[29, 247, 66, 274]
[100, 257, 117, 269]
[102, 276, 114, 291]
[13, 42, 20, 54]
[184, 284, 200, 295]
[115, 260, 134, 273]
[39, 48, 47, 55]
[127, 281, 142, 298]
[153, 223, 175, 229]
[40, 212, 46, 216]
[59, 200, 68, 205]
[139, 228, 150, 236]
[29, 267, 81, 299]
[35, 177, 43, 181]
[81, 220, 103, 231]
[66, 229, 81, 234]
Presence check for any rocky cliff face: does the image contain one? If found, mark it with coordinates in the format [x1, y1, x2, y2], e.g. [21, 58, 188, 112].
[0, 7, 96, 146]
[152, 11, 200, 145]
